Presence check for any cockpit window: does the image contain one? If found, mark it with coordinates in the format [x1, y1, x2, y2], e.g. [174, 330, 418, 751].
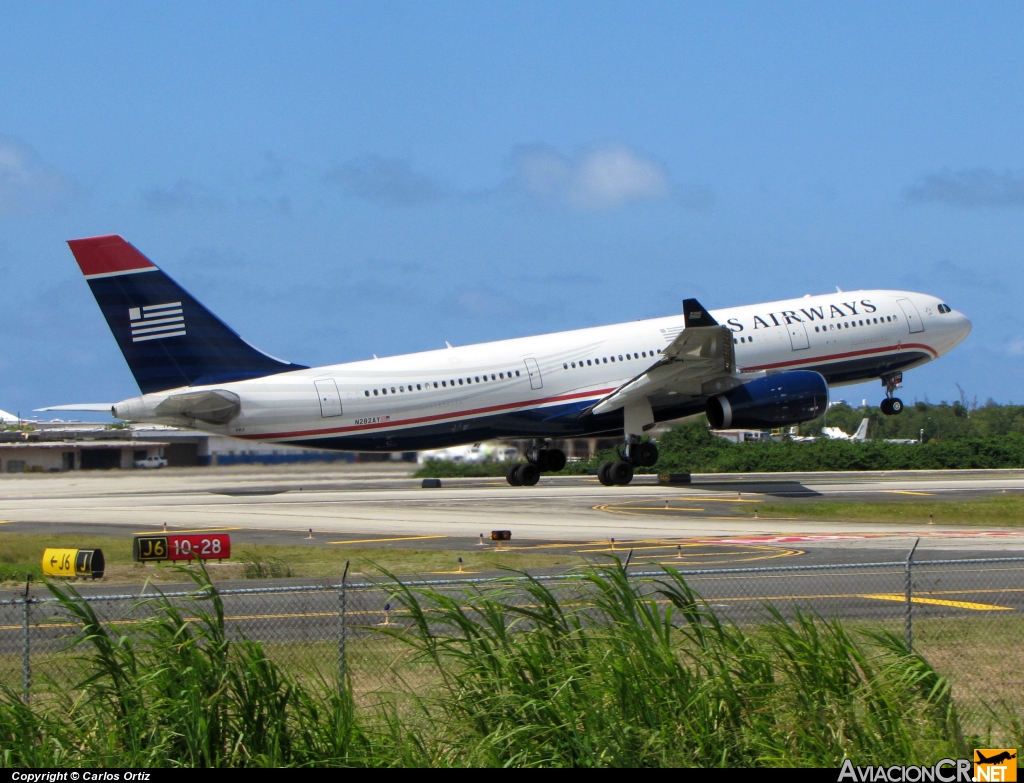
[937, 304, 951, 314]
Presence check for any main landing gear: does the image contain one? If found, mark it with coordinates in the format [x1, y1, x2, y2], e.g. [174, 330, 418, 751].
[880, 373, 904, 416]
[505, 442, 568, 486]
[598, 439, 659, 487]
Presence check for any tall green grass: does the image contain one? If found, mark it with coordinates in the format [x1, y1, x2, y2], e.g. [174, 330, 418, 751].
[1, 563, 1012, 767]
[0, 568, 376, 767]
[386, 565, 969, 767]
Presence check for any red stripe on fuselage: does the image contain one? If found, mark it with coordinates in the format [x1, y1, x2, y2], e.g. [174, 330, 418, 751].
[741, 342, 938, 372]
[238, 387, 618, 442]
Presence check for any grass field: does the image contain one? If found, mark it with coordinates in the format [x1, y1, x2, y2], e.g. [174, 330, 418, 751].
[0, 532, 586, 584]
[743, 494, 1024, 526]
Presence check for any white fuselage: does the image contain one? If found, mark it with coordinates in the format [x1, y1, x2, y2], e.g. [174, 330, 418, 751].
[114, 289, 971, 452]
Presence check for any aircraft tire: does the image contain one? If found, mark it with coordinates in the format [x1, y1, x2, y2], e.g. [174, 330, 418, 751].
[609, 460, 634, 486]
[633, 442, 659, 468]
[517, 463, 541, 486]
[545, 448, 567, 472]
[506, 464, 524, 486]
[881, 398, 894, 415]
[890, 398, 903, 414]
[598, 461, 615, 486]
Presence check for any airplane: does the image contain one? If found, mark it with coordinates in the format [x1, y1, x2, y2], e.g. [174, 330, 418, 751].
[418, 443, 521, 465]
[975, 751, 1016, 765]
[0, 409, 18, 424]
[821, 418, 869, 441]
[42, 235, 972, 487]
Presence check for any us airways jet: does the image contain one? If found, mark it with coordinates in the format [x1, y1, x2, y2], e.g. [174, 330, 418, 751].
[46, 235, 971, 487]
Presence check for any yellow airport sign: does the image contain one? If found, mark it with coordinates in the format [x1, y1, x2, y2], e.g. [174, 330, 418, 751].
[41, 548, 105, 579]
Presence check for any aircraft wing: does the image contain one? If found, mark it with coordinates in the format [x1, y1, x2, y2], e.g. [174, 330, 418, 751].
[591, 299, 736, 417]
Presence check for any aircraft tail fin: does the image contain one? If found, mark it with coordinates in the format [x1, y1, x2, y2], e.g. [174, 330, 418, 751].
[67, 235, 307, 394]
[853, 418, 869, 441]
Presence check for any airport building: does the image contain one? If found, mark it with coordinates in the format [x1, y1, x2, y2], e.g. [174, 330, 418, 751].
[0, 421, 356, 472]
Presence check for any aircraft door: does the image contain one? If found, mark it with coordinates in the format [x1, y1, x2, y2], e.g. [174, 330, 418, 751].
[524, 358, 543, 390]
[787, 321, 809, 350]
[896, 299, 924, 333]
[314, 378, 343, 417]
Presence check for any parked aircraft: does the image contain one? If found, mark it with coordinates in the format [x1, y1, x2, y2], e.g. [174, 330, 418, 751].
[43, 235, 972, 486]
[821, 418, 869, 441]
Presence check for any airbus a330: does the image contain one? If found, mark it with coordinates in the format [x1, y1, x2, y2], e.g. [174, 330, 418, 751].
[46, 235, 971, 487]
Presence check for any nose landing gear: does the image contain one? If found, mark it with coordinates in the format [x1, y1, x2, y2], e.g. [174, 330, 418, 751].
[881, 373, 904, 416]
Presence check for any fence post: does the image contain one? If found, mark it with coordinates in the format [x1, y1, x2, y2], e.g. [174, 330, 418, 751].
[338, 560, 349, 692]
[21, 578, 31, 703]
[904, 538, 920, 653]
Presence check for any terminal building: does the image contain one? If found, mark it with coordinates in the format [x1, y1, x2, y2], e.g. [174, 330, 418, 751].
[0, 420, 358, 472]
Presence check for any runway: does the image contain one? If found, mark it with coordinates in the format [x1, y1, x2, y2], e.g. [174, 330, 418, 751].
[2, 465, 1024, 557]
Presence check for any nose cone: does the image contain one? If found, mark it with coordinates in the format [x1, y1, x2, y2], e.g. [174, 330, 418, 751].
[949, 310, 972, 349]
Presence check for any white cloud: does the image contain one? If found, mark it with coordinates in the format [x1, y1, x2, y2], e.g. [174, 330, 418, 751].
[1008, 337, 1024, 356]
[510, 143, 672, 212]
[0, 136, 79, 215]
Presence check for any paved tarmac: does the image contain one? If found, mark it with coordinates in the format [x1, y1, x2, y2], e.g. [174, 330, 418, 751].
[2, 465, 1024, 556]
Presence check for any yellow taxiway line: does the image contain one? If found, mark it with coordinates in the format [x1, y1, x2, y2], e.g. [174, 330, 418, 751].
[328, 535, 447, 545]
[858, 593, 1013, 611]
[133, 527, 243, 534]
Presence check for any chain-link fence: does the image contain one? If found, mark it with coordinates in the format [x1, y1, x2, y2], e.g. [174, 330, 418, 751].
[2, 553, 1021, 732]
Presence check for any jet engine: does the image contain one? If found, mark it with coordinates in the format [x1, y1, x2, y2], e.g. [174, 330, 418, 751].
[705, 371, 828, 430]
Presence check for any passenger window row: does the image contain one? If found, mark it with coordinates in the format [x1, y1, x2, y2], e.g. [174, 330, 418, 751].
[365, 370, 521, 397]
[733, 336, 755, 344]
[813, 315, 898, 333]
[562, 349, 660, 370]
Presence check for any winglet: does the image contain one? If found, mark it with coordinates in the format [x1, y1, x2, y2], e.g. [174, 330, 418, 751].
[682, 298, 717, 327]
[67, 235, 157, 278]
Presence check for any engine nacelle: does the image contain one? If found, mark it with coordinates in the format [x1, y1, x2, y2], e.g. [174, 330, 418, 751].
[706, 371, 828, 430]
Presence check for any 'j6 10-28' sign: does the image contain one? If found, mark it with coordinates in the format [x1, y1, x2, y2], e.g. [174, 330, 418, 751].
[133, 533, 231, 562]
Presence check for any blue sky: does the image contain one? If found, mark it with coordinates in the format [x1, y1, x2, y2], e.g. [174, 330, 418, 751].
[1, 2, 1023, 417]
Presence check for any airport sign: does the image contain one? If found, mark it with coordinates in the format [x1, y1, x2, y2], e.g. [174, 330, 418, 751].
[133, 533, 231, 562]
[41, 548, 105, 579]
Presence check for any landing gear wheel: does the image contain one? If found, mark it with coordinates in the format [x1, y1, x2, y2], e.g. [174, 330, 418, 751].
[609, 460, 634, 486]
[881, 398, 903, 416]
[516, 462, 541, 486]
[506, 464, 524, 486]
[544, 448, 567, 473]
[633, 442, 659, 468]
[598, 461, 615, 486]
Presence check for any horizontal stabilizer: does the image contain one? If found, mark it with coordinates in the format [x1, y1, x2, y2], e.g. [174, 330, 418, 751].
[36, 403, 115, 413]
